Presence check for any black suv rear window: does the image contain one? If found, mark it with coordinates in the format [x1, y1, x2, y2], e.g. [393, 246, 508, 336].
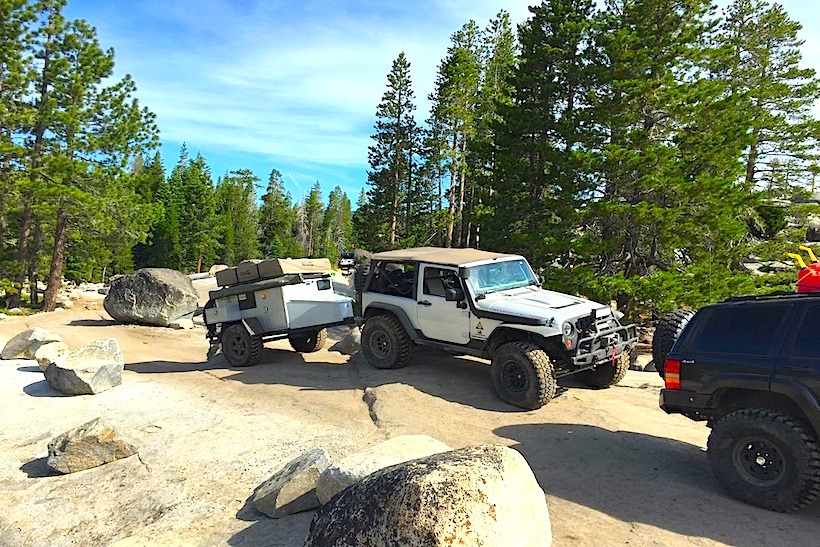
[788, 304, 820, 360]
[687, 304, 788, 357]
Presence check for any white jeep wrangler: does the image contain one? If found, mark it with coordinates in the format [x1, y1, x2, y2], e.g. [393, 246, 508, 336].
[359, 247, 637, 409]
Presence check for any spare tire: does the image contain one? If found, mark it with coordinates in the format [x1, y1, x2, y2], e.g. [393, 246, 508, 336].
[652, 310, 695, 378]
[354, 261, 371, 294]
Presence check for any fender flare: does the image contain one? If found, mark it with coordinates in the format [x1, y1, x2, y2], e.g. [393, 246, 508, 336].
[363, 302, 418, 341]
[702, 375, 820, 435]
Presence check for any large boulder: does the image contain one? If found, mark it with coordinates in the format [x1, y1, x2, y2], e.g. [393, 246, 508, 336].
[305, 444, 551, 546]
[1, 327, 62, 360]
[253, 448, 330, 518]
[316, 434, 452, 504]
[47, 418, 140, 474]
[34, 341, 71, 372]
[104, 268, 198, 327]
[44, 338, 124, 395]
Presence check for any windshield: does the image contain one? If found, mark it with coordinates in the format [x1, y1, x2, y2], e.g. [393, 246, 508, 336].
[466, 259, 538, 295]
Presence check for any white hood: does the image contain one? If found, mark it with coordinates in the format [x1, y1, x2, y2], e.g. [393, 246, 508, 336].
[475, 287, 606, 321]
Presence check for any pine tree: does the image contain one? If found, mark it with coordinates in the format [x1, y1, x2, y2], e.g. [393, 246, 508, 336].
[39, 14, 158, 310]
[584, 0, 753, 314]
[320, 186, 352, 260]
[468, 10, 517, 250]
[366, 52, 420, 250]
[717, 0, 820, 190]
[302, 181, 324, 256]
[427, 22, 483, 247]
[259, 168, 301, 258]
[214, 168, 260, 265]
[176, 154, 216, 273]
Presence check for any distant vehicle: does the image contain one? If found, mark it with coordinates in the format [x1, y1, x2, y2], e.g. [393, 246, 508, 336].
[204, 258, 355, 367]
[356, 247, 637, 410]
[338, 250, 355, 273]
[660, 291, 820, 512]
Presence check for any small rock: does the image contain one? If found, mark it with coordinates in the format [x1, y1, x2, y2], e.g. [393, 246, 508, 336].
[35, 342, 71, 372]
[329, 327, 360, 355]
[1, 327, 62, 360]
[55, 295, 74, 309]
[643, 361, 657, 373]
[97, 287, 110, 295]
[169, 318, 194, 330]
[305, 444, 551, 547]
[9, 307, 22, 314]
[0, 312, 8, 320]
[44, 339, 124, 395]
[253, 448, 330, 518]
[47, 418, 140, 474]
[316, 434, 452, 504]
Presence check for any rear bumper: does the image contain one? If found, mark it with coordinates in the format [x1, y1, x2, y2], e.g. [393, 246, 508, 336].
[659, 389, 713, 415]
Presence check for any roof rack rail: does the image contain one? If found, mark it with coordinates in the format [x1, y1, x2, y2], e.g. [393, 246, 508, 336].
[723, 291, 820, 303]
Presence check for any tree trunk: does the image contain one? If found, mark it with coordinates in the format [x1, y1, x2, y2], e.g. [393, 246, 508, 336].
[745, 140, 758, 186]
[389, 170, 400, 249]
[197, 251, 203, 274]
[8, 199, 33, 308]
[28, 219, 42, 307]
[42, 208, 68, 313]
[445, 132, 459, 247]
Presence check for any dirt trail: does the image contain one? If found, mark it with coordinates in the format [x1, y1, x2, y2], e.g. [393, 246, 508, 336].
[0, 291, 818, 545]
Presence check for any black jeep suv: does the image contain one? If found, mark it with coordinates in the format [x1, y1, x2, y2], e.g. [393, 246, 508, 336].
[660, 292, 820, 512]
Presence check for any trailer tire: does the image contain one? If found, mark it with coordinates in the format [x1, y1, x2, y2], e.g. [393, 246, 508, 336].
[289, 329, 327, 353]
[221, 323, 263, 367]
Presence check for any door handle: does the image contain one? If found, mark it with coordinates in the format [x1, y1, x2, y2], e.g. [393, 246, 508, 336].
[417, 300, 431, 307]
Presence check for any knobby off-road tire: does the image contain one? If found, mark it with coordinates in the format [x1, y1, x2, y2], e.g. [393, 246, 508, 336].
[576, 351, 630, 388]
[652, 309, 695, 378]
[221, 323, 263, 367]
[707, 408, 820, 512]
[354, 261, 371, 295]
[491, 342, 556, 410]
[289, 329, 327, 353]
[361, 314, 413, 369]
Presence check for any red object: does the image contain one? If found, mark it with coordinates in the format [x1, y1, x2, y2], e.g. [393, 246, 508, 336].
[664, 359, 681, 390]
[797, 263, 820, 293]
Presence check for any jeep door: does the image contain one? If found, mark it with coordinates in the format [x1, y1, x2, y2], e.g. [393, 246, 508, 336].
[416, 265, 471, 344]
[775, 301, 820, 400]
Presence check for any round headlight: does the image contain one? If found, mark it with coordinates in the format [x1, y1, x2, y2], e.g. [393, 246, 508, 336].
[562, 321, 574, 337]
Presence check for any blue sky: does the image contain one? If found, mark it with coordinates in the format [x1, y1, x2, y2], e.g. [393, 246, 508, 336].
[64, 0, 820, 204]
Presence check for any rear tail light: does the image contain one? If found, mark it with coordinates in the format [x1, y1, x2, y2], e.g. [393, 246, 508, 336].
[664, 359, 681, 390]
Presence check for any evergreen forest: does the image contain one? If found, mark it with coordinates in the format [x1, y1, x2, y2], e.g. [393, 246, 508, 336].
[1, 0, 818, 318]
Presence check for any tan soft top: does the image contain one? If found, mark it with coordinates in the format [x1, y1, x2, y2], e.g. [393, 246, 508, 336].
[370, 247, 519, 267]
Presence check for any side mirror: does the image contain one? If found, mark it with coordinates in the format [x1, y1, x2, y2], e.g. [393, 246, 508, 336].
[538, 275, 545, 285]
[445, 287, 465, 302]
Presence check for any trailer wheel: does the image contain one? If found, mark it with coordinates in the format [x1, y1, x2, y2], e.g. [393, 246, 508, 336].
[289, 329, 327, 353]
[221, 323, 263, 367]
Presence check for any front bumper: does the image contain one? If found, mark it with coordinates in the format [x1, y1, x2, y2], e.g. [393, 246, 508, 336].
[571, 324, 637, 367]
